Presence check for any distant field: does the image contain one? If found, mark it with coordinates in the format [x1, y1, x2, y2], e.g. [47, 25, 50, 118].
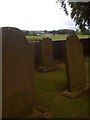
[26, 35, 90, 41]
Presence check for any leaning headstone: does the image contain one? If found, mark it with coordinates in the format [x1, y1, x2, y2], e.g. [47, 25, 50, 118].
[38, 38, 57, 72]
[61, 34, 87, 98]
[2, 27, 34, 118]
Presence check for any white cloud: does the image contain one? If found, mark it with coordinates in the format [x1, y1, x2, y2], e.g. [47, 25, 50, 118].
[0, 0, 77, 30]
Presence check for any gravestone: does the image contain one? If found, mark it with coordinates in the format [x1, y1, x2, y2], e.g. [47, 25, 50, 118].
[0, 28, 2, 119]
[39, 38, 57, 72]
[61, 34, 87, 98]
[87, 58, 90, 90]
[2, 27, 34, 118]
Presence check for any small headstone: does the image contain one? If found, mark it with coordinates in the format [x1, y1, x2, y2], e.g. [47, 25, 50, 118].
[39, 38, 57, 72]
[62, 34, 87, 98]
[2, 27, 34, 118]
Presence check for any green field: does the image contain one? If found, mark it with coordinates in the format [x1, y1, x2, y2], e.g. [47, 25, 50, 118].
[26, 35, 90, 41]
[33, 57, 89, 118]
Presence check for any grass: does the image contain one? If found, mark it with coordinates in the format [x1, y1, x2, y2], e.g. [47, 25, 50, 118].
[33, 58, 89, 118]
[26, 35, 90, 41]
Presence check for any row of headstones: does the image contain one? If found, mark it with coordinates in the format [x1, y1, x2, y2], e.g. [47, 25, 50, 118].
[1, 27, 89, 118]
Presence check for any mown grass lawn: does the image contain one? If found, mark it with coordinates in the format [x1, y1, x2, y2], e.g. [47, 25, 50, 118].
[33, 58, 89, 118]
[26, 35, 90, 41]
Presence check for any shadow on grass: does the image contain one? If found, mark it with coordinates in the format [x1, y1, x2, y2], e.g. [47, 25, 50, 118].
[33, 58, 89, 118]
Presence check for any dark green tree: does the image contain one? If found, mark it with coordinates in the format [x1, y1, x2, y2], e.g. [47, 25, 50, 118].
[56, 0, 90, 31]
[44, 30, 47, 34]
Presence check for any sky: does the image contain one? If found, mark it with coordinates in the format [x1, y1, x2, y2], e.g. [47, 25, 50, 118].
[0, 0, 78, 31]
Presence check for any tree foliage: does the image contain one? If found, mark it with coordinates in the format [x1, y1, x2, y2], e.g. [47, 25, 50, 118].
[56, 0, 90, 31]
[49, 29, 75, 34]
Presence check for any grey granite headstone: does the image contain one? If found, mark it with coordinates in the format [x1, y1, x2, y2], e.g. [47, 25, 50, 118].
[2, 27, 34, 118]
[62, 34, 87, 98]
[39, 38, 57, 72]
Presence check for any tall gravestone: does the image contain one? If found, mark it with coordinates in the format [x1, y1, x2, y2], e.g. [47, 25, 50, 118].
[87, 57, 90, 89]
[39, 38, 57, 72]
[0, 27, 2, 119]
[2, 27, 34, 118]
[61, 34, 87, 98]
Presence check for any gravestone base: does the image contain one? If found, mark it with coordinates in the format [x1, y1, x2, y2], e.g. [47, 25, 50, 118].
[33, 106, 52, 118]
[60, 86, 88, 98]
[38, 63, 57, 72]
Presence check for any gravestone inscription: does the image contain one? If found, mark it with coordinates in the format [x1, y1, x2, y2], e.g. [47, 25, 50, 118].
[2, 27, 34, 118]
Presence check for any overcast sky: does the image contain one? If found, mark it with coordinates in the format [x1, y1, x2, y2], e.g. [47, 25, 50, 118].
[0, 0, 78, 31]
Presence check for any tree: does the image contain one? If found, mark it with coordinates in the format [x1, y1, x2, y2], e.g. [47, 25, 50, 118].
[56, 0, 90, 31]
[44, 30, 47, 34]
[22, 30, 29, 35]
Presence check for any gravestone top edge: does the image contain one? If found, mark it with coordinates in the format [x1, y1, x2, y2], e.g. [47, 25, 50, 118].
[2, 27, 33, 47]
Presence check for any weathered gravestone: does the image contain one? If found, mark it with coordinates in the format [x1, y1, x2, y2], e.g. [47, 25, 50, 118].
[61, 34, 87, 98]
[2, 27, 34, 118]
[38, 38, 57, 72]
[0, 27, 2, 119]
[87, 56, 90, 89]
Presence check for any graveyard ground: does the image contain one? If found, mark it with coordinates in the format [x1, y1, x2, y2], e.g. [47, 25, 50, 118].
[33, 57, 89, 118]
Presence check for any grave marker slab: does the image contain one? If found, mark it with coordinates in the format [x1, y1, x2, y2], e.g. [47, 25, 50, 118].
[61, 34, 87, 98]
[87, 58, 90, 90]
[0, 27, 2, 119]
[2, 27, 34, 118]
[39, 38, 57, 72]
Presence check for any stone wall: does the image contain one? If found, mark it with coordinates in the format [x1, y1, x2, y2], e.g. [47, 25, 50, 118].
[28, 38, 90, 68]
